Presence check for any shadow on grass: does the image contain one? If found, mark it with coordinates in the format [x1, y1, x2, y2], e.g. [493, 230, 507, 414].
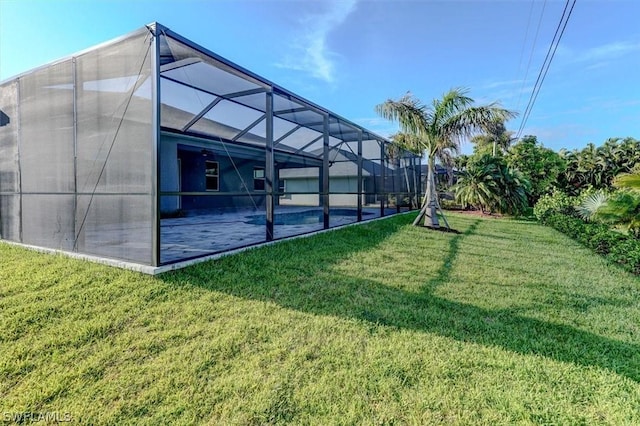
[160, 215, 640, 383]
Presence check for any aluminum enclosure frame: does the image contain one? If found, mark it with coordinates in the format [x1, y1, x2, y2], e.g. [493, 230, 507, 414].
[0, 22, 421, 272]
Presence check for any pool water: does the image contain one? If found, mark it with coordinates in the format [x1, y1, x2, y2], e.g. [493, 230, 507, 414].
[245, 209, 372, 226]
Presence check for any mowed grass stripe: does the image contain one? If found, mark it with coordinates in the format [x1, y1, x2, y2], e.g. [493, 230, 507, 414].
[1, 213, 639, 424]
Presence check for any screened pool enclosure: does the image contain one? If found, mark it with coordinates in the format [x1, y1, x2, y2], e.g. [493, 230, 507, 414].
[0, 23, 420, 271]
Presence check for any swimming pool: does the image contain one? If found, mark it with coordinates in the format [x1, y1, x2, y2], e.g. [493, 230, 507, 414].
[245, 209, 373, 226]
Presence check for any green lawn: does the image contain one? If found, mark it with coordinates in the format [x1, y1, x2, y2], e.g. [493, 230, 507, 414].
[1, 213, 639, 424]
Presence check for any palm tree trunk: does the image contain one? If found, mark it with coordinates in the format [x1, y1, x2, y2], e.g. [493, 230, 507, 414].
[413, 156, 440, 227]
[414, 159, 421, 209]
[424, 156, 440, 228]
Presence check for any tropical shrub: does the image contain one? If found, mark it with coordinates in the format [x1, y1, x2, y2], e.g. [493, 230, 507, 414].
[505, 135, 566, 204]
[595, 190, 640, 238]
[533, 189, 574, 222]
[557, 137, 640, 195]
[454, 154, 529, 215]
[574, 191, 608, 221]
[570, 173, 640, 238]
[545, 212, 640, 275]
[439, 199, 463, 210]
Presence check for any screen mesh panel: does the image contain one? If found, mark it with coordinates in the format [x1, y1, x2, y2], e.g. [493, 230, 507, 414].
[362, 139, 384, 218]
[19, 61, 74, 192]
[0, 195, 20, 240]
[75, 194, 152, 264]
[275, 154, 322, 239]
[2, 25, 411, 269]
[159, 130, 267, 263]
[162, 59, 260, 97]
[276, 127, 323, 154]
[0, 81, 19, 194]
[384, 155, 399, 210]
[22, 194, 75, 250]
[160, 194, 266, 264]
[76, 32, 153, 194]
[190, 99, 265, 145]
[159, 35, 271, 148]
[326, 123, 360, 227]
[160, 77, 216, 130]
[73, 31, 153, 264]
[328, 157, 360, 226]
[233, 92, 267, 111]
[1, 29, 154, 263]
[0, 82, 19, 247]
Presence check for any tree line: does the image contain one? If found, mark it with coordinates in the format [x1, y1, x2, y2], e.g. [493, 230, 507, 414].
[376, 89, 640, 235]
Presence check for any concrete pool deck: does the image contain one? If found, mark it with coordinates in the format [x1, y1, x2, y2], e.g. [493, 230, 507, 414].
[1, 206, 409, 274]
[160, 206, 398, 263]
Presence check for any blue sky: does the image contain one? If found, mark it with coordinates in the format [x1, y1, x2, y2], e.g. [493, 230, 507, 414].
[1, 0, 639, 153]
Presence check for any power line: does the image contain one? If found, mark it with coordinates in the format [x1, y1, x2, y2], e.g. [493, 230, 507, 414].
[521, 0, 577, 138]
[516, 0, 577, 140]
[515, 0, 547, 114]
[515, 0, 536, 77]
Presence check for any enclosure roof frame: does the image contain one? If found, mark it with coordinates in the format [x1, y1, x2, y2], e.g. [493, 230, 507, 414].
[146, 22, 390, 145]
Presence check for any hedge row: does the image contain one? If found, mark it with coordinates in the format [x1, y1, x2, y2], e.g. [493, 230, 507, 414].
[544, 212, 640, 275]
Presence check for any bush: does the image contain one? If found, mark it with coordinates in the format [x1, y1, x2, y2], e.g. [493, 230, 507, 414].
[544, 212, 640, 275]
[440, 199, 463, 210]
[533, 190, 574, 222]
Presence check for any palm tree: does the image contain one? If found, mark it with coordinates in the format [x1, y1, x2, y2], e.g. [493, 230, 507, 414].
[453, 154, 529, 215]
[376, 88, 516, 228]
[576, 172, 640, 238]
[453, 156, 501, 214]
[558, 138, 640, 194]
[596, 190, 640, 238]
[575, 191, 608, 221]
[471, 119, 516, 157]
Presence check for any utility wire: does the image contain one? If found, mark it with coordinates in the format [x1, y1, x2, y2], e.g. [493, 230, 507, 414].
[517, 0, 570, 137]
[515, 0, 535, 76]
[515, 0, 547, 114]
[516, 0, 577, 140]
[521, 0, 577, 138]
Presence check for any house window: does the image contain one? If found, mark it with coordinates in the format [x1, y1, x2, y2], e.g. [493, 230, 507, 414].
[278, 179, 291, 200]
[205, 161, 219, 191]
[254, 167, 265, 191]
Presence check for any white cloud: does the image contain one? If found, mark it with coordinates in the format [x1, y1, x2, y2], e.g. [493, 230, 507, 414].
[533, 98, 640, 121]
[475, 84, 535, 114]
[519, 123, 598, 149]
[481, 79, 525, 90]
[558, 40, 640, 67]
[585, 61, 608, 71]
[275, 0, 358, 84]
[579, 40, 640, 62]
[353, 116, 398, 137]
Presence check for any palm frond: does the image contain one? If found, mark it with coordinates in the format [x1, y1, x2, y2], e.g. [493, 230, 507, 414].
[375, 93, 429, 136]
[614, 173, 640, 191]
[596, 191, 640, 224]
[431, 88, 473, 134]
[391, 132, 426, 155]
[440, 105, 517, 144]
[574, 192, 608, 221]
